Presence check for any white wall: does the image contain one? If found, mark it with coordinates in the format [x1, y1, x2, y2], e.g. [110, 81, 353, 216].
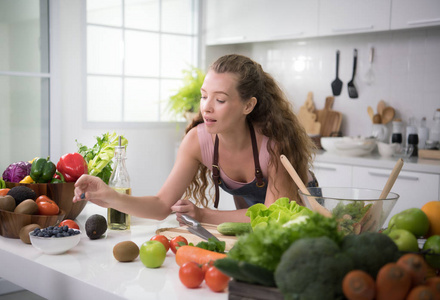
[206, 27, 440, 140]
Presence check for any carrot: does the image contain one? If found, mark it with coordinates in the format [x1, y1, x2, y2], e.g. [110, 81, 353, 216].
[397, 253, 428, 286]
[175, 245, 227, 267]
[426, 277, 440, 300]
[406, 285, 436, 300]
[376, 262, 412, 300]
[0, 189, 10, 196]
[342, 270, 375, 300]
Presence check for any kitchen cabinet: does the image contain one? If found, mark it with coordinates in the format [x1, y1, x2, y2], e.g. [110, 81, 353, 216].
[318, 0, 392, 36]
[205, 0, 319, 45]
[391, 0, 440, 30]
[312, 162, 352, 187]
[352, 166, 440, 223]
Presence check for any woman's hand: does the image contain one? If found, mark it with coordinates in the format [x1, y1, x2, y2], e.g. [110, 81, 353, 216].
[73, 174, 115, 208]
[171, 199, 202, 226]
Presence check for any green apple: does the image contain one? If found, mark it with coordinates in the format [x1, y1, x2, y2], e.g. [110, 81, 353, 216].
[139, 240, 166, 268]
[392, 208, 429, 238]
[422, 235, 440, 269]
[388, 229, 419, 252]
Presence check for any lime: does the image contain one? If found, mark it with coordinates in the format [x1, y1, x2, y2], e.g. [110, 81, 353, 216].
[422, 235, 440, 269]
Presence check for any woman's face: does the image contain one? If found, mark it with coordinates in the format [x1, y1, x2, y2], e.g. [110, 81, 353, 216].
[200, 71, 253, 134]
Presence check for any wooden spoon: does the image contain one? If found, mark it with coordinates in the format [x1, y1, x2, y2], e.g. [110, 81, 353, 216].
[367, 106, 374, 122]
[372, 114, 382, 124]
[382, 106, 395, 124]
[280, 155, 332, 217]
[377, 100, 386, 117]
[360, 158, 404, 232]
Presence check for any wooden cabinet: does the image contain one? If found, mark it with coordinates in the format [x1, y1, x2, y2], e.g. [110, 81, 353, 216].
[318, 0, 391, 36]
[391, 0, 440, 30]
[205, 0, 318, 45]
[312, 162, 352, 188]
[352, 166, 440, 224]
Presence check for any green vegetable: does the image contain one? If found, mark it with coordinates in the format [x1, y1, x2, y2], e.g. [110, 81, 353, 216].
[0, 178, 5, 189]
[30, 157, 56, 183]
[275, 236, 353, 300]
[332, 200, 372, 235]
[214, 258, 252, 283]
[341, 232, 400, 279]
[193, 237, 226, 253]
[76, 132, 128, 184]
[246, 197, 313, 230]
[227, 213, 343, 273]
[217, 222, 252, 236]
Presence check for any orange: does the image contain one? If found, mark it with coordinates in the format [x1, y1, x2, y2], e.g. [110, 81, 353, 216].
[421, 201, 440, 237]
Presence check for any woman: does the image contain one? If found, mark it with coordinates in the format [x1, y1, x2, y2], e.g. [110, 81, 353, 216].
[73, 54, 316, 225]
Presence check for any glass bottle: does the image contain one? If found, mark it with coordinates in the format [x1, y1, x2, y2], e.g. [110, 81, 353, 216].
[108, 136, 131, 230]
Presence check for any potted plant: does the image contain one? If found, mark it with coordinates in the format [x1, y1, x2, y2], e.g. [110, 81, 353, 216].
[168, 66, 205, 122]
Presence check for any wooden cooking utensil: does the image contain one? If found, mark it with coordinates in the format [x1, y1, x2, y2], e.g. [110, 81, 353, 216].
[377, 100, 386, 117]
[280, 155, 332, 217]
[381, 106, 395, 124]
[360, 158, 404, 232]
[367, 106, 374, 122]
[372, 114, 382, 124]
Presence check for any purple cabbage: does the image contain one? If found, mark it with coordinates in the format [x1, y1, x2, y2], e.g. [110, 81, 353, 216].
[2, 161, 32, 183]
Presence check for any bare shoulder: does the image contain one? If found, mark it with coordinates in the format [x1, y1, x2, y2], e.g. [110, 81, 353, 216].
[178, 126, 202, 161]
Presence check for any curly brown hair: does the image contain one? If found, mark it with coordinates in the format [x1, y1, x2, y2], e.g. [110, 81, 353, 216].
[184, 54, 315, 207]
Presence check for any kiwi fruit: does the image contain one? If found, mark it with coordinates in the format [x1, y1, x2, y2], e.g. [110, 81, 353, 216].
[113, 241, 139, 262]
[7, 186, 37, 206]
[19, 224, 41, 244]
[0, 195, 16, 212]
[14, 199, 38, 215]
[85, 214, 107, 240]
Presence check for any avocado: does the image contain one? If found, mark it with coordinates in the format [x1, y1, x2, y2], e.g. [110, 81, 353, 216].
[7, 186, 37, 206]
[85, 214, 107, 240]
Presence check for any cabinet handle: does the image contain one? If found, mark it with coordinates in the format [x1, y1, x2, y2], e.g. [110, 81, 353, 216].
[215, 36, 246, 43]
[407, 18, 440, 26]
[332, 25, 374, 33]
[315, 166, 337, 172]
[270, 32, 304, 39]
[368, 171, 419, 181]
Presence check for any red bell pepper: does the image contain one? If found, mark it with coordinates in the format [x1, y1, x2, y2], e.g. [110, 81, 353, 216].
[56, 152, 88, 182]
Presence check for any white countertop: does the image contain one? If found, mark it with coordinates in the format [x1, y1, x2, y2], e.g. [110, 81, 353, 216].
[0, 204, 228, 300]
[314, 150, 440, 174]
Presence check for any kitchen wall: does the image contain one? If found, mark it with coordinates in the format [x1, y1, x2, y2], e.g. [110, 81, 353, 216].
[205, 27, 440, 139]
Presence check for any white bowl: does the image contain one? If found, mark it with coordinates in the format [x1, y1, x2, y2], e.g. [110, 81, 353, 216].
[30, 230, 81, 255]
[321, 137, 376, 156]
[377, 142, 399, 157]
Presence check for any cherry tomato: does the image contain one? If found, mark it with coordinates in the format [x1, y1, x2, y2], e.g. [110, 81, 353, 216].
[0, 189, 10, 196]
[170, 236, 188, 254]
[150, 235, 170, 252]
[201, 260, 215, 276]
[36, 195, 59, 215]
[179, 262, 204, 289]
[59, 219, 79, 230]
[205, 266, 230, 292]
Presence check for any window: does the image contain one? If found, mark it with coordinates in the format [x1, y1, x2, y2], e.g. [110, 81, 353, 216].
[0, 0, 50, 169]
[86, 0, 200, 123]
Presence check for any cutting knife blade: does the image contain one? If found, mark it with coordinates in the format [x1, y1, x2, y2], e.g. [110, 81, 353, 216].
[181, 214, 220, 241]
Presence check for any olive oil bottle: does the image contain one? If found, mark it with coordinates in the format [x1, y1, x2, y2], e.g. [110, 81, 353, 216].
[108, 136, 131, 230]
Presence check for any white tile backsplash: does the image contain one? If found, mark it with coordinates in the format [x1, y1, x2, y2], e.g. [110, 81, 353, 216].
[206, 27, 440, 141]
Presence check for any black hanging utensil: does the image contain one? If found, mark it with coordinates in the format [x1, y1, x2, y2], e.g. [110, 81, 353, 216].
[348, 49, 358, 99]
[331, 50, 343, 96]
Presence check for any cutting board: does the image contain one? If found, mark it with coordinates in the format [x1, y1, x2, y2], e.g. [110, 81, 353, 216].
[297, 92, 321, 135]
[156, 224, 238, 251]
[316, 96, 342, 137]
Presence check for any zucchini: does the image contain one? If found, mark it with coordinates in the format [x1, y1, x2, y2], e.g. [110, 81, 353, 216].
[217, 222, 252, 236]
[214, 258, 254, 284]
[238, 261, 276, 287]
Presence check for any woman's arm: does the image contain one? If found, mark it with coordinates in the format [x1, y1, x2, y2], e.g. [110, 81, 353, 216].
[264, 155, 298, 207]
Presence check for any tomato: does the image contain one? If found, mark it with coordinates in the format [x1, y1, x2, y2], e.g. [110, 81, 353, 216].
[179, 262, 204, 289]
[0, 189, 10, 196]
[36, 195, 59, 215]
[170, 236, 188, 254]
[59, 219, 79, 230]
[150, 235, 170, 252]
[201, 261, 215, 275]
[205, 266, 230, 292]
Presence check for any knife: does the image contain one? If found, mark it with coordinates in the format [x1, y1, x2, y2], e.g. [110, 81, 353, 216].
[181, 214, 220, 242]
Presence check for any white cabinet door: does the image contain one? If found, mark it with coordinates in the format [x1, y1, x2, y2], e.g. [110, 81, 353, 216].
[312, 162, 352, 187]
[205, 0, 319, 45]
[318, 0, 392, 36]
[391, 0, 440, 30]
[352, 166, 440, 224]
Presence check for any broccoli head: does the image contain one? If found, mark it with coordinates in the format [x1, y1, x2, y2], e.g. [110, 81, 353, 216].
[341, 232, 400, 279]
[274, 236, 353, 300]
